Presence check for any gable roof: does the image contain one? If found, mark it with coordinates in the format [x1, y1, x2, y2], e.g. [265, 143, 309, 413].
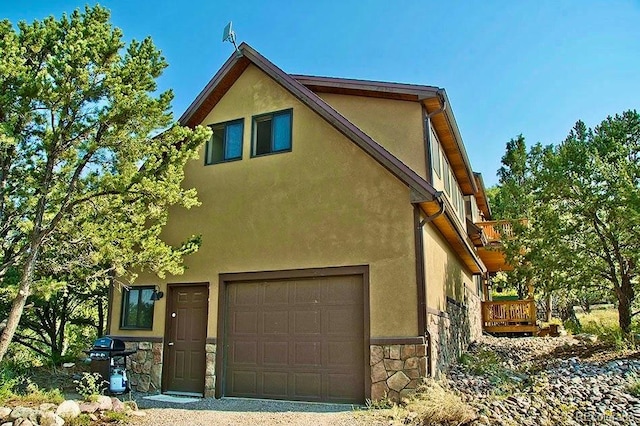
[292, 75, 478, 195]
[179, 42, 437, 203]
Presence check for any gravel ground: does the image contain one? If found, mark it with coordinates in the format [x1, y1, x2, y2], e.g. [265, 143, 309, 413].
[448, 335, 640, 426]
[127, 336, 640, 425]
[132, 395, 375, 425]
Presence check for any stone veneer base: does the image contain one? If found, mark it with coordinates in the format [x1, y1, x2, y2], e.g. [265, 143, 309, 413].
[370, 343, 428, 402]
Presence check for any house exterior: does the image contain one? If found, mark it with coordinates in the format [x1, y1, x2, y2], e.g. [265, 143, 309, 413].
[107, 43, 506, 403]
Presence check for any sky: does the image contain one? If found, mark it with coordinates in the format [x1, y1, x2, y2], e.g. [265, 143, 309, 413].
[3, 1, 640, 186]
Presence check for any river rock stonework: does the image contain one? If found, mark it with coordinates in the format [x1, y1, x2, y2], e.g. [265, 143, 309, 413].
[204, 343, 216, 397]
[124, 341, 163, 392]
[370, 342, 428, 402]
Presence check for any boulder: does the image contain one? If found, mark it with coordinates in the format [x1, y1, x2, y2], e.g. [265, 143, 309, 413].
[40, 411, 65, 426]
[10, 407, 39, 423]
[38, 403, 57, 412]
[79, 401, 100, 413]
[96, 395, 112, 411]
[55, 400, 81, 419]
[111, 397, 125, 412]
[0, 407, 11, 420]
[14, 419, 34, 426]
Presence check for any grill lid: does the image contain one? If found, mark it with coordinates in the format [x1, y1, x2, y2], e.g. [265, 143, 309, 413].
[92, 336, 125, 352]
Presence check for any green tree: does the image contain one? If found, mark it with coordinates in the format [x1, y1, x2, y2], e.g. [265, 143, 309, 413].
[537, 112, 640, 333]
[0, 6, 210, 362]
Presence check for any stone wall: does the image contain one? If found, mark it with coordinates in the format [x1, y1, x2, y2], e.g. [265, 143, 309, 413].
[427, 295, 481, 376]
[369, 342, 428, 402]
[124, 341, 162, 392]
[204, 343, 216, 397]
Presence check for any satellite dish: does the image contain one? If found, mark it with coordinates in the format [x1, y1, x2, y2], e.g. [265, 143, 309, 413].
[222, 21, 239, 53]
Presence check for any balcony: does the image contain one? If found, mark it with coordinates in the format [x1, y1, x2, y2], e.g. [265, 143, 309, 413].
[476, 220, 519, 243]
[482, 299, 538, 334]
[473, 220, 527, 273]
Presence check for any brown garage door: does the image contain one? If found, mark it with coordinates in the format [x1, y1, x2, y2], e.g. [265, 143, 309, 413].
[224, 274, 364, 403]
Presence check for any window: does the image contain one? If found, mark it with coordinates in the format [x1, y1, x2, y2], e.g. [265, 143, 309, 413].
[430, 126, 441, 177]
[205, 119, 244, 164]
[252, 109, 292, 156]
[120, 286, 155, 329]
[443, 157, 451, 195]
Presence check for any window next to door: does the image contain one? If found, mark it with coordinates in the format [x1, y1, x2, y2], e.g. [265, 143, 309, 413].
[252, 109, 292, 156]
[120, 286, 155, 329]
[205, 119, 244, 165]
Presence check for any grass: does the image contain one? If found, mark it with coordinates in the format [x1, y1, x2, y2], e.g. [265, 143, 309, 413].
[571, 307, 639, 350]
[368, 379, 476, 426]
[627, 375, 640, 398]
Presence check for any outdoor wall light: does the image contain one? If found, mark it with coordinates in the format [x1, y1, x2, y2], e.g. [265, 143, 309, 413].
[150, 286, 164, 301]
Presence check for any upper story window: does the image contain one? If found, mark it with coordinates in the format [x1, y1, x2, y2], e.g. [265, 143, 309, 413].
[120, 286, 155, 330]
[252, 109, 292, 157]
[205, 119, 244, 165]
[430, 126, 442, 178]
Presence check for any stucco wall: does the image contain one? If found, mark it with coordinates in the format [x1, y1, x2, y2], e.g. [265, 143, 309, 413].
[109, 64, 418, 339]
[317, 93, 427, 180]
[421, 219, 482, 374]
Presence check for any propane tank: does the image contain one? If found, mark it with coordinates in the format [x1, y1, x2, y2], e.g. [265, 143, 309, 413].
[110, 368, 126, 394]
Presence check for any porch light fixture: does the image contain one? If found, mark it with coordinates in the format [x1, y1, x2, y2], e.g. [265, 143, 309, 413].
[150, 286, 164, 301]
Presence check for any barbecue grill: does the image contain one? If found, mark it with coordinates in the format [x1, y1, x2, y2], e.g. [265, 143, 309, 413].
[86, 337, 136, 395]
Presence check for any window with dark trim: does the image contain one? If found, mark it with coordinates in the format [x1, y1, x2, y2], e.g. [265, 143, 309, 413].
[120, 286, 154, 329]
[205, 119, 244, 164]
[430, 126, 442, 178]
[252, 109, 292, 156]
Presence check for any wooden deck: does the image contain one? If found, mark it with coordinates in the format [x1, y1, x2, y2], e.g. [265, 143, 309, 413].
[482, 299, 538, 334]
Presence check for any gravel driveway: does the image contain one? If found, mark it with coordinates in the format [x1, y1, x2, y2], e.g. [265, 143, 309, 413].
[132, 395, 376, 425]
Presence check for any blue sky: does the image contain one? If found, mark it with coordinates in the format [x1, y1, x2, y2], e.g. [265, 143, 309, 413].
[4, 1, 640, 186]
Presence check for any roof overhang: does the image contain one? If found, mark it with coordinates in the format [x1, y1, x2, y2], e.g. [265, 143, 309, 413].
[473, 172, 492, 219]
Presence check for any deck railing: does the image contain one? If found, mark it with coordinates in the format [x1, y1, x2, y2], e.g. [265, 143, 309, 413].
[476, 220, 527, 243]
[482, 299, 538, 334]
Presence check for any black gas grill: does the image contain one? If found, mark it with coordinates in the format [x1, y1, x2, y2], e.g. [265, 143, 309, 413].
[86, 337, 136, 395]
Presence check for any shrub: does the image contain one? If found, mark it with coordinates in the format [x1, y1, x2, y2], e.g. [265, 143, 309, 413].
[74, 372, 107, 401]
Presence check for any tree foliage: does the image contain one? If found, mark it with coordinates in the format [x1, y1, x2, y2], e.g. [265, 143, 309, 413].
[0, 6, 211, 362]
[491, 111, 640, 333]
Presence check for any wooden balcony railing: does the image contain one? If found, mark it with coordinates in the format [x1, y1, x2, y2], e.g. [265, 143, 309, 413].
[482, 299, 538, 334]
[476, 220, 527, 243]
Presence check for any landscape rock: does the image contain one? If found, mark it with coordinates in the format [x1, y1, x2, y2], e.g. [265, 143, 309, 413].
[0, 407, 10, 420]
[38, 403, 57, 412]
[79, 401, 100, 413]
[39, 411, 65, 426]
[10, 407, 39, 423]
[96, 395, 113, 411]
[14, 418, 34, 426]
[111, 397, 125, 412]
[55, 399, 81, 419]
[129, 410, 147, 417]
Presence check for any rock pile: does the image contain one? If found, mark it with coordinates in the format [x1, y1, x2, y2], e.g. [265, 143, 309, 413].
[0, 395, 146, 426]
[446, 335, 640, 425]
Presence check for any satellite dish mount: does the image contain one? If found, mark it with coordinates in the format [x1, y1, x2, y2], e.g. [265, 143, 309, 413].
[222, 22, 239, 53]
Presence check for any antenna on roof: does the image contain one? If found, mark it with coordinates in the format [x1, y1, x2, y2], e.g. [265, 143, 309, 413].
[222, 22, 239, 53]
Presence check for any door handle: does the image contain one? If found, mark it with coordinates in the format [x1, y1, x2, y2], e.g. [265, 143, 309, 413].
[168, 342, 174, 346]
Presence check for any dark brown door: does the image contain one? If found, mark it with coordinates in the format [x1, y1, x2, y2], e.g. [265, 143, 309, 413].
[164, 284, 208, 394]
[224, 275, 364, 403]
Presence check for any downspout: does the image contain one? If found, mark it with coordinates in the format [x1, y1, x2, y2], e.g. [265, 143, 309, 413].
[423, 91, 447, 184]
[414, 194, 445, 376]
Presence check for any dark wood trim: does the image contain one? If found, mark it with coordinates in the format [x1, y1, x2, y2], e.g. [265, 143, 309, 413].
[370, 336, 426, 345]
[414, 206, 427, 336]
[106, 273, 114, 335]
[107, 336, 163, 343]
[205, 337, 217, 345]
[291, 75, 441, 100]
[161, 282, 209, 394]
[216, 265, 371, 401]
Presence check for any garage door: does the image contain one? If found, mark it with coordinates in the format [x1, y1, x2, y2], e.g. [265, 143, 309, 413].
[224, 274, 365, 403]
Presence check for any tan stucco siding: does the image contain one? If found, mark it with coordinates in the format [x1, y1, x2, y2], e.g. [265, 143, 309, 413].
[109, 64, 418, 339]
[316, 93, 427, 180]
[422, 222, 474, 312]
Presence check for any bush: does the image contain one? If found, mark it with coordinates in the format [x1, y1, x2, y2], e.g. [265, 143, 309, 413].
[74, 372, 107, 401]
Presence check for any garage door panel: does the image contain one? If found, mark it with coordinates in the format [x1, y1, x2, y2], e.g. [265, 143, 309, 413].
[230, 370, 257, 395]
[263, 341, 289, 365]
[232, 311, 258, 334]
[225, 274, 365, 403]
[294, 341, 321, 366]
[231, 341, 257, 364]
[293, 310, 321, 334]
[293, 281, 322, 304]
[263, 371, 288, 396]
[263, 310, 288, 334]
[263, 281, 289, 305]
[327, 340, 362, 367]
